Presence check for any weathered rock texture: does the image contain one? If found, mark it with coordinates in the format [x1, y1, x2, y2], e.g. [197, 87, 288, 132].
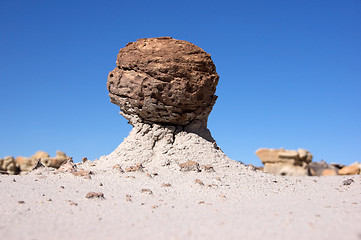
[255, 148, 313, 176]
[97, 120, 244, 172]
[107, 37, 219, 126]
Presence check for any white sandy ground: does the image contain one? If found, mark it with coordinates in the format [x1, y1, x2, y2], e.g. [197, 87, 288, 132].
[1, 122, 361, 240]
[1, 166, 360, 240]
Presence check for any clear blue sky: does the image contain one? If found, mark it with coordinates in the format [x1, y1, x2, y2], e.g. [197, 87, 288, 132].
[1, 0, 360, 166]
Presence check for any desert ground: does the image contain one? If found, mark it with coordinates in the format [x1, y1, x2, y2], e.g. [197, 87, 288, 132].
[1, 155, 360, 240]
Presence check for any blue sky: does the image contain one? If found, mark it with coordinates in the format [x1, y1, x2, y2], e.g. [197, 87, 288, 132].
[1, 0, 360, 166]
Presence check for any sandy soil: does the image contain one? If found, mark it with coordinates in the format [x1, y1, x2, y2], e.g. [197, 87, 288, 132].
[1, 162, 360, 240]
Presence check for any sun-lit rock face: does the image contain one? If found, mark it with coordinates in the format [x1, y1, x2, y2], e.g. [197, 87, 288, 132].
[255, 148, 313, 176]
[107, 37, 219, 125]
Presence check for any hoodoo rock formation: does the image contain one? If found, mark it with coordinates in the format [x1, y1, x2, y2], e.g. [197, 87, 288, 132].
[107, 37, 219, 126]
[100, 37, 247, 172]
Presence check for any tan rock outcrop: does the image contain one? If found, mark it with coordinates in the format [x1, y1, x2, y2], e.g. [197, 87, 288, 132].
[40, 151, 67, 168]
[309, 160, 361, 176]
[15, 156, 39, 172]
[32, 151, 50, 159]
[338, 164, 360, 175]
[2, 150, 70, 175]
[107, 37, 219, 126]
[255, 148, 313, 176]
[308, 160, 336, 176]
[321, 168, 338, 176]
[0, 156, 19, 175]
[15, 150, 67, 171]
[256, 148, 313, 164]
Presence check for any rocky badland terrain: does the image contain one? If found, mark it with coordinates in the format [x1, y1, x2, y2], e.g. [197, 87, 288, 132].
[1, 37, 360, 240]
[255, 148, 361, 177]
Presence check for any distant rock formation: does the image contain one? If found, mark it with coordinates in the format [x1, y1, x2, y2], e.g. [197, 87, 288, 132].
[255, 148, 313, 176]
[308, 160, 338, 176]
[0, 151, 69, 175]
[309, 160, 361, 176]
[338, 162, 361, 175]
[39, 151, 68, 168]
[256, 148, 361, 177]
[0, 156, 19, 175]
[107, 37, 219, 126]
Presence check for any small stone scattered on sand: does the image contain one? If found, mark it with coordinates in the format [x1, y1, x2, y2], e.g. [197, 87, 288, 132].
[85, 192, 105, 199]
[343, 179, 354, 186]
[141, 188, 153, 194]
[125, 163, 144, 172]
[202, 165, 215, 172]
[112, 164, 124, 173]
[179, 161, 200, 172]
[125, 194, 132, 202]
[72, 170, 93, 178]
[195, 179, 204, 186]
[67, 200, 78, 206]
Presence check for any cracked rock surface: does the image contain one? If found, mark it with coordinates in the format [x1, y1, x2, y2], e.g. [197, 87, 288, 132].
[107, 37, 219, 126]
